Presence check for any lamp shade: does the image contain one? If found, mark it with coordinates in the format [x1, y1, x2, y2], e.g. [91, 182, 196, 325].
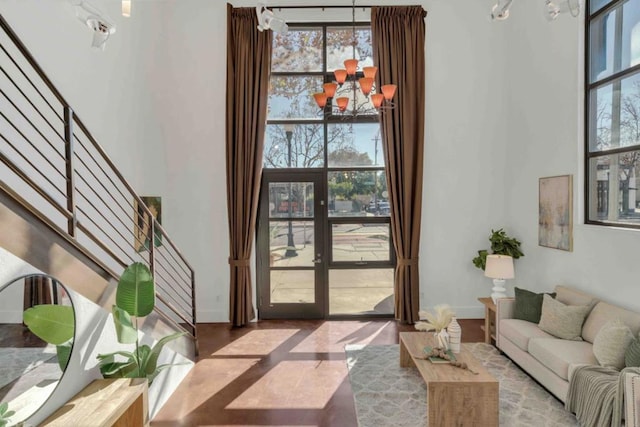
[323, 82, 337, 98]
[334, 69, 348, 84]
[313, 93, 327, 108]
[484, 255, 514, 279]
[344, 59, 358, 75]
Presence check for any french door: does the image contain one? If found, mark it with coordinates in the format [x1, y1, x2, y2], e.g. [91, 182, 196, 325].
[257, 170, 325, 319]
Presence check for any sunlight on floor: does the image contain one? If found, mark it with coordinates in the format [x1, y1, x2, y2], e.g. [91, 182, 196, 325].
[290, 321, 391, 353]
[226, 360, 346, 410]
[164, 358, 260, 414]
[213, 329, 300, 356]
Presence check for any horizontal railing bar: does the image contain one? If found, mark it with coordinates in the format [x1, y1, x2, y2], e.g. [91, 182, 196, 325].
[72, 118, 161, 226]
[153, 242, 193, 279]
[73, 135, 152, 229]
[0, 111, 67, 181]
[75, 221, 130, 271]
[0, 86, 65, 165]
[0, 39, 63, 122]
[0, 182, 121, 282]
[75, 186, 148, 257]
[0, 144, 69, 213]
[153, 250, 193, 291]
[75, 204, 139, 266]
[153, 221, 194, 272]
[155, 293, 196, 330]
[74, 169, 148, 249]
[0, 67, 66, 148]
[154, 263, 193, 302]
[154, 268, 193, 310]
[150, 302, 196, 337]
[154, 280, 192, 317]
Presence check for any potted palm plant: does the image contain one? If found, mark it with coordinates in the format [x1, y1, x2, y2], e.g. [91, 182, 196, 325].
[96, 262, 185, 385]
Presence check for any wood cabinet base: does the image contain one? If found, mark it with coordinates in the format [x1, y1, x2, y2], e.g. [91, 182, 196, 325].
[41, 378, 148, 427]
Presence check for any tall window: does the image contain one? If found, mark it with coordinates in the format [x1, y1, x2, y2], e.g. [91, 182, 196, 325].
[586, 0, 640, 228]
[263, 24, 395, 316]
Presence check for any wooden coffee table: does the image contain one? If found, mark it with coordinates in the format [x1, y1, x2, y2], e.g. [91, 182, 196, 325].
[399, 332, 498, 426]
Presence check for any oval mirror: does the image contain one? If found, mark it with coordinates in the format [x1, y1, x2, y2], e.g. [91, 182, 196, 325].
[0, 274, 75, 426]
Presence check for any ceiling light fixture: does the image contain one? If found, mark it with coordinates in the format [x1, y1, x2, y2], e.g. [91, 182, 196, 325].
[490, 0, 513, 20]
[312, 0, 396, 116]
[122, 0, 131, 18]
[72, 0, 116, 50]
[544, 0, 580, 21]
[256, 2, 288, 34]
[489, 0, 580, 21]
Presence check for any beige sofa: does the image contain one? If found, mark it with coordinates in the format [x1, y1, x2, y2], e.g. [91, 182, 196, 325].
[495, 285, 640, 422]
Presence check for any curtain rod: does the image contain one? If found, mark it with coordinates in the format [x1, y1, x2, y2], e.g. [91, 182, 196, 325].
[269, 5, 374, 9]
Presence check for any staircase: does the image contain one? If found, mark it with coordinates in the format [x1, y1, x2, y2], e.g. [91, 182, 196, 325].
[0, 14, 197, 358]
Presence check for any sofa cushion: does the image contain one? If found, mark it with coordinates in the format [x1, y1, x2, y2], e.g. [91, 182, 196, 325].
[592, 320, 634, 369]
[500, 318, 555, 351]
[582, 301, 640, 344]
[514, 287, 556, 324]
[528, 338, 597, 380]
[554, 285, 597, 307]
[538, 295, 591, 341]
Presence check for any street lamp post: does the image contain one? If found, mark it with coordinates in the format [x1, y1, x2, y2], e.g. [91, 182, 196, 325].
[284, 124, 298, 258]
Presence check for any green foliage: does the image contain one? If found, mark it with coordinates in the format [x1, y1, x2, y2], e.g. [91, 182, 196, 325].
[472, 228, 524, 271]
[97, 332, 185, 385]
[112, 305, 138, 344]
[0, 402, 15, 427]
[98, 263, 185, 385]
[116, 262, 155, 317]
[23, 304, 75, 370]
[23, 305, 74, 345]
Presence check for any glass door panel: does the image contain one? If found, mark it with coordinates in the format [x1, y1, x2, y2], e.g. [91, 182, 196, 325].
[258, 171, 325, 319]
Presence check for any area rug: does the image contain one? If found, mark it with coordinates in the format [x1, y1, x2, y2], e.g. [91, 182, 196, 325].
[0, 346, 57, 390]
[345, 343, 579, 427]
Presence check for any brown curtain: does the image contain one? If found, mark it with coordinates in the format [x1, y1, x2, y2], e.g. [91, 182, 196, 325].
[225, 4, 272, 327]
[24, 276, 55, 310]
[371, 6, 426, 324]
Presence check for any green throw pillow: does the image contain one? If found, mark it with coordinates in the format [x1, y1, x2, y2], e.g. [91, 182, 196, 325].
[538, 294, 591, 341]
[626, 337, 640, 367]
[514, 287, 557, 324]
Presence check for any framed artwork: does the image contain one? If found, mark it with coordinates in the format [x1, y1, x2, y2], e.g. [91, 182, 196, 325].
[539, 175, 573, 251]
[134, 196, 162, 252]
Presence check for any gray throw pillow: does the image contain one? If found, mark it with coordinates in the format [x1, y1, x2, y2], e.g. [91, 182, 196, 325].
[592, 320, 634, 369]
[514, 287, 557, 324]
[538, 294, 590, 341]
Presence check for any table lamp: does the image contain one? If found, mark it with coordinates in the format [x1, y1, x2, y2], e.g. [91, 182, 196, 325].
[485, 254, 514, 303]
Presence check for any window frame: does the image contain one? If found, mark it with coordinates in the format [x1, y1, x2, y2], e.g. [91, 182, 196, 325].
[585, 0, 640, 229]
[265, 21, 396, 271]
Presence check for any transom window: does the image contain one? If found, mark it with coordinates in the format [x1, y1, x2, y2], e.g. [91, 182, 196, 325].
[586, 0, 640, 228]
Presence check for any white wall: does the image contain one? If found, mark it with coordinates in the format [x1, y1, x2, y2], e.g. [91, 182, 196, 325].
[5, 0, 635, 323]
[138, 0, 511, 319]
[502, 0, 640, 310]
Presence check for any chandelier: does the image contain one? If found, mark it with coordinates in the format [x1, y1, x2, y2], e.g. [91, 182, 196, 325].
[312, 0, 397, 115]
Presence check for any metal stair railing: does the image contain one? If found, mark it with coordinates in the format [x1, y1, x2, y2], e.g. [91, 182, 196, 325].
[0, 14, 197, 353]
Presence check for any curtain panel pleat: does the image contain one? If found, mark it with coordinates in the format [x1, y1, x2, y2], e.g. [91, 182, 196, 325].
[226, 4, 272, 327]
[371, 6, 426, 324]
[24, 276, 54, 311]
